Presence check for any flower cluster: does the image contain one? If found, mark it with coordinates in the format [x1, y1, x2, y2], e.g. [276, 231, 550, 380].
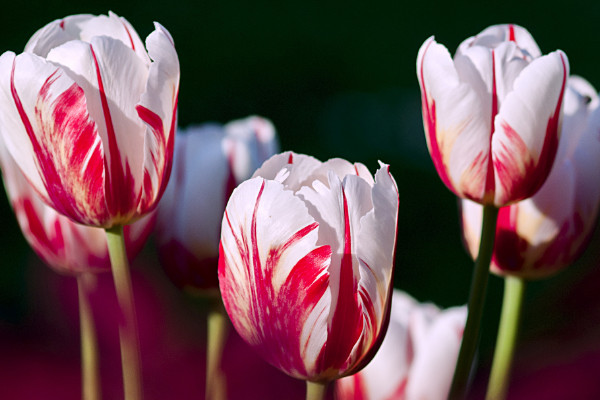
[0, 12, 598, 400]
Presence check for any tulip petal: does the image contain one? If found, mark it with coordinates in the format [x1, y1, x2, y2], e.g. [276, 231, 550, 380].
[0, 51, 107, 225]
[354, 164, 398, 338]
[78, 12, 150, 64]
[457, 24, 541, 60]
[492, 50, 568, 205]
[136, 23, 180, 212]
[25, 14, 94, 57]
[253, 151, 322, 191]
[418, 37, 491, 201]
[219, 177, 332, 379]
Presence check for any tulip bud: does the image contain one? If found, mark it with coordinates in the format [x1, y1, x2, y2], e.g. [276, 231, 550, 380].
[156, 116, 278, 292]
[218, 152, 399, 382]
[0, 12, 180, 228]
[417, 24, 569, 207]
[461, 76, 600, 279]
[336, 290, 466, 400]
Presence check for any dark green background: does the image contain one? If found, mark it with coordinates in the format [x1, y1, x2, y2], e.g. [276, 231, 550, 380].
[0, 0, 598, 395]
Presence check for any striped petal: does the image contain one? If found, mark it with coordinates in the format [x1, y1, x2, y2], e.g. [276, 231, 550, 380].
[417, 37, 490, 201]
[491, 50, 568, 205]
[0, 51, 107, 226]
[219, 177, 331, 379]
[136, 23, 180, 213]
[45, 36, 149, 223]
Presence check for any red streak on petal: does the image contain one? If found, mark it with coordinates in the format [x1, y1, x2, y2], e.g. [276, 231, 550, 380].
[59, 20, 65, 30]
[135, 88, 179, 211]
[288, 153, 293, 164]
[320, 187, 362, 371]
[494, 54, 566, 204]
[349, 374, 369, 400]
[120, 20, 136, 50]
[419, 41, 455, 194]
[508, 25, 516, 42]
[10, 59, 105, 224]
[491, 205, 527, 273]
[386, 378, 408, 400]
[484, 50, 498, 201]
[91, 45, 136, 220]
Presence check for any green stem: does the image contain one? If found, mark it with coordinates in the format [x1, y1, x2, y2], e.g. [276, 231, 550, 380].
[306, 381, 328, 400]
[77, 273, 101, 400]
[106, 226, 142, 400]
[486, 276, 526, 400]
[449, 204, 499, 400]
[206, 297, 228, 400]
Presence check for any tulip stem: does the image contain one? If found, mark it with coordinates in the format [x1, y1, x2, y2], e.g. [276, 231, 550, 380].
[206, 297, 228, 400]
[78, 273, 101, 400]
[449, 204, 499, 400]
[106, 226, 142, 400]
[306, 381, 328, 400]
[486, 276, 526, 400]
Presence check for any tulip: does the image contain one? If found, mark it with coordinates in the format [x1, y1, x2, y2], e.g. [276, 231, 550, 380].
[156, 116, 278, 292]
[417, 24, 569, 207]
[0, 11, 180, 228]
[336, 290, 466, 400]
[461, 76, 600, 279]
[218, 151, 399, 391]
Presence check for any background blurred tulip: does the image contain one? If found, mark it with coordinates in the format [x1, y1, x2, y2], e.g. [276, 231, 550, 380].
[461, 76, 600, 279]
[218, 152, 399, 383]
[417, 24, 569, 207]
[0, 11, 180, 228]
[156, 116, 278, 292]
[336, 290, 466, 400]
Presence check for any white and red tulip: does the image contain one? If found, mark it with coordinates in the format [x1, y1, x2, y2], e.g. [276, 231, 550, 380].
[417, 24, 569, 207]
[336, 290, 466, 400]
[461, 76, 600, 279]
[156, 116, 278, 291]
[0, 140, 154, 275]
[218, 152, 399, 382]
[0, 12, 179, 228]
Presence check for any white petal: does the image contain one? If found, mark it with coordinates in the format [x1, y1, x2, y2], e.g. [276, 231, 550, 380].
[418, 37, 491, 201]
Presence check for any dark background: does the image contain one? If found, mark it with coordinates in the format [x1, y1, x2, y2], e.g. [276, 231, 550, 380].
[0, 1, 599, 398]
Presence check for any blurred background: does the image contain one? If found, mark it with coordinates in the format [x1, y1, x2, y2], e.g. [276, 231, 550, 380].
[1, 0, 600, 398]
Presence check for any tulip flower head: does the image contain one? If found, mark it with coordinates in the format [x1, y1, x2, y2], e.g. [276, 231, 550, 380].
[336, 290, 466, 400]
[218, 152, 399, 382]
[0, 140, 154, 275]
[0, 12, 180, 228]
[156, 116, 278, 292]
[417, 24, 569, 206]
[461, 76, 600, 279]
